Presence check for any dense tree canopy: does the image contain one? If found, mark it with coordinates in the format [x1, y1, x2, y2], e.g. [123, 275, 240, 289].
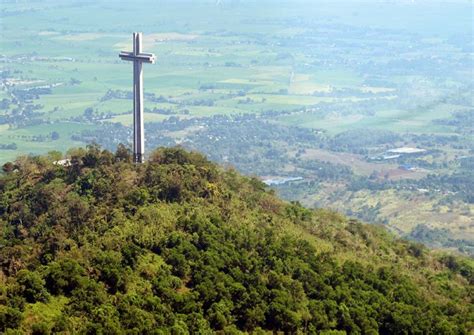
[0, 145, 472, 334]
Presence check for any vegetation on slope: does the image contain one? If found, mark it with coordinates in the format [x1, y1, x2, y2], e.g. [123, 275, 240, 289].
[0, 145, 472, 334]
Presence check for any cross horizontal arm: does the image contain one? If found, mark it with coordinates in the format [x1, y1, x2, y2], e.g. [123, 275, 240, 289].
[119, 51, 156, 64]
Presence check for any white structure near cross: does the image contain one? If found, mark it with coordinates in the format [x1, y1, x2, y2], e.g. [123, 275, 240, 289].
[119, 32, 156, 163]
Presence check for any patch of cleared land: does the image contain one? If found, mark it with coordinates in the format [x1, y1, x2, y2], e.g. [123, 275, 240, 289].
[301, 148, 397, 176]
[303, 186, 474, 240]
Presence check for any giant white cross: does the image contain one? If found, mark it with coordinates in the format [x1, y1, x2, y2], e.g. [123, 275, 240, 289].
[119, 32, 156, 163]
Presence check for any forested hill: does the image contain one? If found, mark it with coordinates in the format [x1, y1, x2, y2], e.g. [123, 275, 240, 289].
[0, 146, 472, 334]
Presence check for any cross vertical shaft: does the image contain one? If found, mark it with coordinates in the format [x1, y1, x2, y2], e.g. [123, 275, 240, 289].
[133, 33, 144, 163]
[119, 33, 156, 163]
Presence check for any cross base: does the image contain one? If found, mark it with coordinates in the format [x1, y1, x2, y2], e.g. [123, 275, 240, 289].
[134, 153, 144, 164]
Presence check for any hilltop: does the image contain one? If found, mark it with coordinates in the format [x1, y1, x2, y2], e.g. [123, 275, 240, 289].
[0, 145, 472, 334]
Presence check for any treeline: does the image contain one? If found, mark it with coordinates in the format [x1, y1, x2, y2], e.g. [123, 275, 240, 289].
[0, 143, 17, 150]
[434, 110, 474, 135]
[328, 129, 402, 155]
[71, 114, 322, 176]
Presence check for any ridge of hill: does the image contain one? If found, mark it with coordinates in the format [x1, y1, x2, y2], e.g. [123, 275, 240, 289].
[0, 145, 472, 334]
